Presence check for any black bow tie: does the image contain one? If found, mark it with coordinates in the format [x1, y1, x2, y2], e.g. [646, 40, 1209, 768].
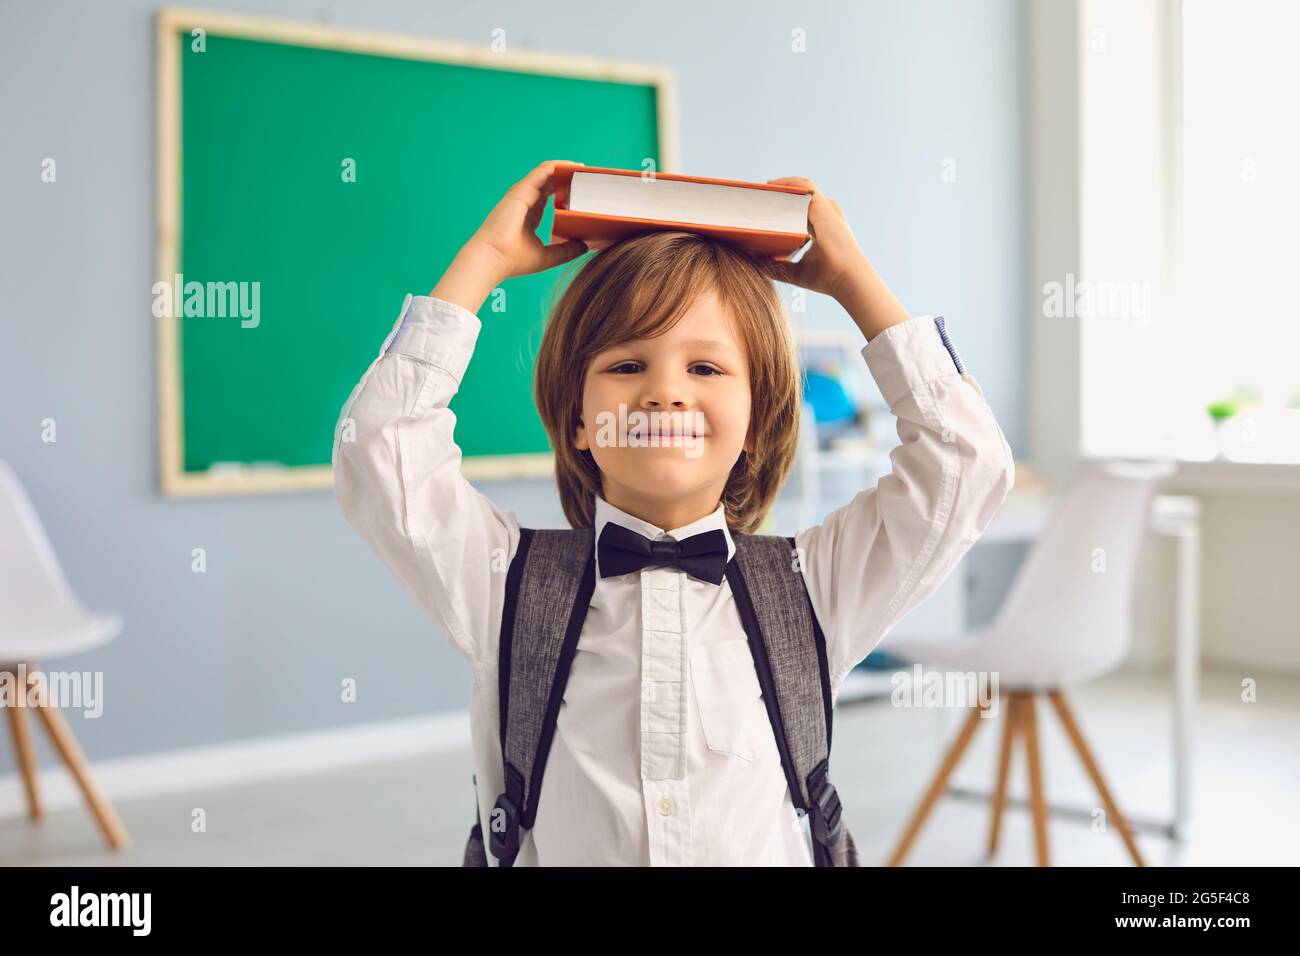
[597, 522, 729, 585]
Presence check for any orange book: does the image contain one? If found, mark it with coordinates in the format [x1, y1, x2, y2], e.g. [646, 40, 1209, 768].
[550, 162, 813, 260]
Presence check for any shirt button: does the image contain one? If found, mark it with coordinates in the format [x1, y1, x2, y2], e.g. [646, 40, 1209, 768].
[656, 796, 676, 816]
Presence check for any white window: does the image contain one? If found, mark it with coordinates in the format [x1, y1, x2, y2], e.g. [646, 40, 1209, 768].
[1078, 0, 1300, 464]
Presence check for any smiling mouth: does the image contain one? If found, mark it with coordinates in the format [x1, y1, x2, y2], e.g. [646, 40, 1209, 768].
[628, 429, 703, 441]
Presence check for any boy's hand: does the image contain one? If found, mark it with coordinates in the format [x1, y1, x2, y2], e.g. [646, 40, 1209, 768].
[764, 176, 911, 341]
[431, 160, 589, 314]
[469, 160, 591, 277]
[763, 177, 866, 300]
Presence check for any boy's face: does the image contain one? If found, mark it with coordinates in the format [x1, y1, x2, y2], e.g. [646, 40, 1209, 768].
[575, 288, 753, 527]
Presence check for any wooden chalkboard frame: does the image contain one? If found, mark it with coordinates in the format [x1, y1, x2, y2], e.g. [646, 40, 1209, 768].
[155, 7, 679, 497]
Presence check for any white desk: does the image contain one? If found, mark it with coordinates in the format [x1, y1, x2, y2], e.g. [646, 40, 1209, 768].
[838, 486, 1202, 841]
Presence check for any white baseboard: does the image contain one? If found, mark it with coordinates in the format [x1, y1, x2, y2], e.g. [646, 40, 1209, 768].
[0, 709, 471, 821]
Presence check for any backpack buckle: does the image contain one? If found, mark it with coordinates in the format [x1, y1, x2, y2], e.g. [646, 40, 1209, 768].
[488, 790, 522, 863]
[807, 760, 843, 847]
[488, 762, 526, 865]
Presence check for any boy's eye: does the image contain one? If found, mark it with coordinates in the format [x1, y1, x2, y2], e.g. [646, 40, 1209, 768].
[607, 362, 722, 376]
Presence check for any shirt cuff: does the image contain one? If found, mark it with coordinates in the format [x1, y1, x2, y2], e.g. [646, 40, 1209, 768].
[860, 313, 965, 407]
[382, 294, 483, 383]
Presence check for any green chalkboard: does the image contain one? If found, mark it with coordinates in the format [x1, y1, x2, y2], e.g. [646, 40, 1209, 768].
[155, 10, 672, 496]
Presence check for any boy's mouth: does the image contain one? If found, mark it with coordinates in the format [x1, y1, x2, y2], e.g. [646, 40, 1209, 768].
[628, 427, 703, 441]
[610, 406, 709, 445]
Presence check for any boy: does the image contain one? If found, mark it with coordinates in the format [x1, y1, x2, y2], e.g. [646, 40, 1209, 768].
[334, 160, 1014, 865]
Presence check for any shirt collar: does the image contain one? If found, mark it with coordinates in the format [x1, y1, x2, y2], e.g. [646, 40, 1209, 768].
[593, 495, 736, 577]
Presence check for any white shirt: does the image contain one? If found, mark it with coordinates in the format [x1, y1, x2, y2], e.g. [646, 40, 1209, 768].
[333, 293, 1015, 866]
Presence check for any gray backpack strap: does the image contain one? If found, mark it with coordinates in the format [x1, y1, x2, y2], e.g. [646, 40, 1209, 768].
[483, 526, 596, 867]
[729, 532, 859, 867]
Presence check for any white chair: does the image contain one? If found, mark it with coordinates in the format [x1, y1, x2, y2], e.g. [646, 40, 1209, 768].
[882, 460, 1174, 867]
[0, 460, 129, 849]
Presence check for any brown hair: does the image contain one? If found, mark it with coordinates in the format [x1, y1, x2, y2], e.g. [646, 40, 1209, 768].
[534, 230, 801, 534]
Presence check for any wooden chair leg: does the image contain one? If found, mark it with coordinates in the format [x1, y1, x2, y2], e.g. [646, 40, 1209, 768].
[1047, 690, 1145, 867]
[887, 702, 988, 867]
[27, 669, 130, 850]
[986, 693, 1022, 857]
[1021, 693, 1051, 866]
[4, 669, 43, 819]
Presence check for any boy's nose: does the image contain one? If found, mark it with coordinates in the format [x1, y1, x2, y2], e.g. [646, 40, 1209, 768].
[638, 378, 691, 409]
[640, 395, 691, 411]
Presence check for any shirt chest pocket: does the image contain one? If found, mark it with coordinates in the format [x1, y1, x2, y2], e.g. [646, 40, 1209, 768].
[689, 639, 765, 762]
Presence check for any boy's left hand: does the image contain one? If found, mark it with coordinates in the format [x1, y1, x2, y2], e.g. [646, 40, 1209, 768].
[765, 176, 911, 341]
[763, 177, 869, 301]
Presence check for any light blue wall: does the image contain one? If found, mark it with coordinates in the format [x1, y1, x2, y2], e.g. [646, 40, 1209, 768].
[0, 0, 1024, 765]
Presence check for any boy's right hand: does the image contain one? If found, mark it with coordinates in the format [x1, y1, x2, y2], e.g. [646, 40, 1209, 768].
[430, 160, 590, 314]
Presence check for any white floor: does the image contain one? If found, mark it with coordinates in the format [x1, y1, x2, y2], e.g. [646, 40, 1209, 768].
[3, 664, 1296, 866]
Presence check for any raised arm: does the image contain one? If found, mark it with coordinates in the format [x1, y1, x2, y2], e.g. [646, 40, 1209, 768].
[795, 313, 1014, 691]
[332, 161, 589, 670]
[766, 176, 1015, 691]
